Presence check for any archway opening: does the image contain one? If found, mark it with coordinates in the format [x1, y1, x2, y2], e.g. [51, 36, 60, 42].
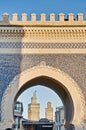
[16, 85, 63, 120]
[13, 76, 74, 130]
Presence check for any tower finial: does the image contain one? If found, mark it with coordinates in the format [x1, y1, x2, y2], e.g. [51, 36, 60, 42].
[33, 90, 37, 96]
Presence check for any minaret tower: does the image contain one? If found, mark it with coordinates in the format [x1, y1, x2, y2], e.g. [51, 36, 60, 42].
[28, 91, 40, 121]
[45, 102, 53, 121]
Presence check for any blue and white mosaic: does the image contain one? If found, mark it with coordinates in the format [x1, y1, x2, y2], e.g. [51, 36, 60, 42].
[0, 42, 86, 48]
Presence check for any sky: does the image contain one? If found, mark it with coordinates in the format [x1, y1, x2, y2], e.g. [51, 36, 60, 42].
[17, 85, 63, 120]
[0, 1, 86, 20]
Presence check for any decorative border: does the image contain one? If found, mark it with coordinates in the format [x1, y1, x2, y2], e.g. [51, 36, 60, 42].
[0, 42, 86, 49]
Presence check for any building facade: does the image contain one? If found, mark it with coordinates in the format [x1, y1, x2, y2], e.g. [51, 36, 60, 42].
[14, 101, 23, 130]
[0, 13, 86, 130]
[55, 106, 65, 130]
[22, 118, 54, 130]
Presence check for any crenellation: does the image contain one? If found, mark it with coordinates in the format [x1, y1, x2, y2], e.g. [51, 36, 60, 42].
[2, 13, 9, 22]
[68, 13, 74, 21]
[0, 13, 86, 25]
[31, 13, 36, 21]
[12, 13, 18, 21]
[22, 13, 27, 21]
[50, 13, 55, 21]
[0, 14, 86, 43]
[77, 13, 84, 21]
[40, 13, 46, 22]
[58, 13, 65, 21]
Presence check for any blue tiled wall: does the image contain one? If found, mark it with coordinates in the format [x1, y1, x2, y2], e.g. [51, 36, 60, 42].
[0, 54, 85, 121]
[0, 54, 22, 120]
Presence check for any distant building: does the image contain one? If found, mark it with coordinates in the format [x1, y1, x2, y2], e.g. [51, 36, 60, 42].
[55, 106, 65, 130]
[14, 101, 23, 130]
[22, 118, 54, 130]
[45, 102, 53, 122]
[28, 91, 40, 121]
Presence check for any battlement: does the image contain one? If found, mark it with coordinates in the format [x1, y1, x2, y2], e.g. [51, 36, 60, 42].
[0, 13, 86, 44]
[0, 13, 86, 26]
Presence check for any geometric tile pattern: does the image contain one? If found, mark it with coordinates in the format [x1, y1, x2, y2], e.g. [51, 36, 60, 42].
[0, 42, 86, 48]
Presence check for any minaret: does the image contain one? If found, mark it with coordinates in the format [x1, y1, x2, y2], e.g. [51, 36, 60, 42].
[28, 91, 40, 121]
[45, 102, 53, 121]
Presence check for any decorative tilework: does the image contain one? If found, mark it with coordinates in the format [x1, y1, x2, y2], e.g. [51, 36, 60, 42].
[0, 42, 86, 48]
